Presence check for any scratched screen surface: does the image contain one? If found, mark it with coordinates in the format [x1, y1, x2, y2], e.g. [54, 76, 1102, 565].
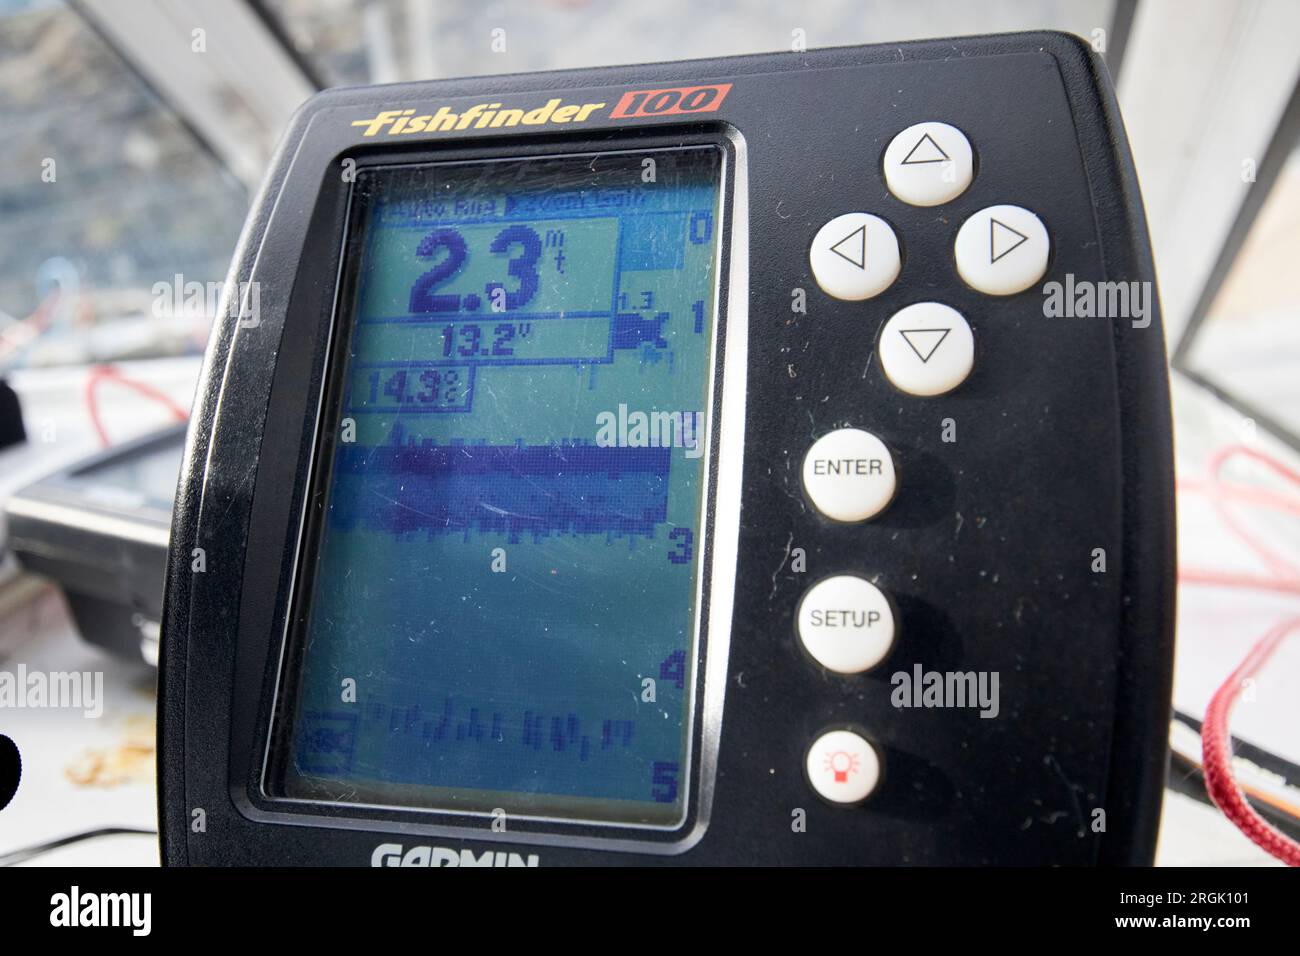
[277, 148, 723, 826]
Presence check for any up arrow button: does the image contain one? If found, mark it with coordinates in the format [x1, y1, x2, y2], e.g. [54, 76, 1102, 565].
[884, 121, 974, 206]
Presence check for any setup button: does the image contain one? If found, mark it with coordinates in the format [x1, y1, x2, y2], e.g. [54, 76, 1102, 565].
[796, 575, 896, 674]
[802, 428, 896, 522]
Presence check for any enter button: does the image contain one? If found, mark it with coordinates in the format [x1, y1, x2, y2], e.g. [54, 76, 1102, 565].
[797, 575, 896, 674]
[802, 428, 896, 522]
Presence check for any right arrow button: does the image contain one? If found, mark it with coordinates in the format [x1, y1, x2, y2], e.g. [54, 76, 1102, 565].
[955, 204, 1050, 296]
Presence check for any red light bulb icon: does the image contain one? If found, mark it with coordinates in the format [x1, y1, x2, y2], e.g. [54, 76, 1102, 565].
[824, 749, 859, 783]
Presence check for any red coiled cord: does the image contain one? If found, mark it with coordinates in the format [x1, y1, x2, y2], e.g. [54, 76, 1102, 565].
[1201, 616, 1300, 866]
[1186, 443, 1300, 865]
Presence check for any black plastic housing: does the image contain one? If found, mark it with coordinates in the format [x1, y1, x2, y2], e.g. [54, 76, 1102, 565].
[160, 32, 1176, 866]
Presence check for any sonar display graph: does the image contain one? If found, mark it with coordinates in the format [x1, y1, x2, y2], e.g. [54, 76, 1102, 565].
[277, 147, 724, 826]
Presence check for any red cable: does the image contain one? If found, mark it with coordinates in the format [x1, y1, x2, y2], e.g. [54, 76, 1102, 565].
[1201, 616, 1300, 866]
[1206, 445, 1300, 580]
[1178, 568, 1300, 596]
[84, 364, 189, 447]
[1185, 443, 1300, 864]
[0, 287, 57, 364]
[1177, 476, 1300, 517]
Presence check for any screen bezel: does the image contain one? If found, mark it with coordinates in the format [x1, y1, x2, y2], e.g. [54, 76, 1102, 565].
[245, 129, 747, 852]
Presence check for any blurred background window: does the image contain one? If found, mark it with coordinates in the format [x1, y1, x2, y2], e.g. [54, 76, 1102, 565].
[1178, 110, 1300, 449]
[259, 0, 1118, 88]
[0, 0, 248, 371]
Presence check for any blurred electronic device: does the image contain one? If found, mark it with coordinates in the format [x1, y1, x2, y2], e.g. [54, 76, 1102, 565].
[0, 380, 24, 451]
[5, 424, 184, 665]
[161, 33, 1175, 866]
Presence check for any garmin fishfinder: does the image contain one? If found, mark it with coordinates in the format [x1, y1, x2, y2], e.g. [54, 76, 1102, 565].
[160, 33, 1176, 866]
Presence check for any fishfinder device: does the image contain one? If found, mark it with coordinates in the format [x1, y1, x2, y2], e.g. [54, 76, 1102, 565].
[160, 33, 1176, 866]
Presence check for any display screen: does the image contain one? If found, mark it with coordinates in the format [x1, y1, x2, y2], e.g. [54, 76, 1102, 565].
[273, 147, 725, 827]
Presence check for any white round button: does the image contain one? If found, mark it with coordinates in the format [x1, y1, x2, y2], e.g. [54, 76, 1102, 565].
[806, 729, 881, 804]
[802, 428, 896, 522]
[878, 302, 974, 397]
[797, 575, 896, 674]
[810, 213, 901, 301]
[955, 204, 1050, 295]
[883, 121, 974, 206]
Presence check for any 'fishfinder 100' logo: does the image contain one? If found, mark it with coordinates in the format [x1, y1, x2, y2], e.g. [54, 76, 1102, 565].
[350, 83, 731, 137]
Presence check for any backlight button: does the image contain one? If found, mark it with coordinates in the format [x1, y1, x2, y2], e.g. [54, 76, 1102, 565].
[806, 729, 882, 804]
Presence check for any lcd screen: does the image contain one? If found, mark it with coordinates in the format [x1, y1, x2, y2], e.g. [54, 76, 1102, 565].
[273, 147, 725, 826]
